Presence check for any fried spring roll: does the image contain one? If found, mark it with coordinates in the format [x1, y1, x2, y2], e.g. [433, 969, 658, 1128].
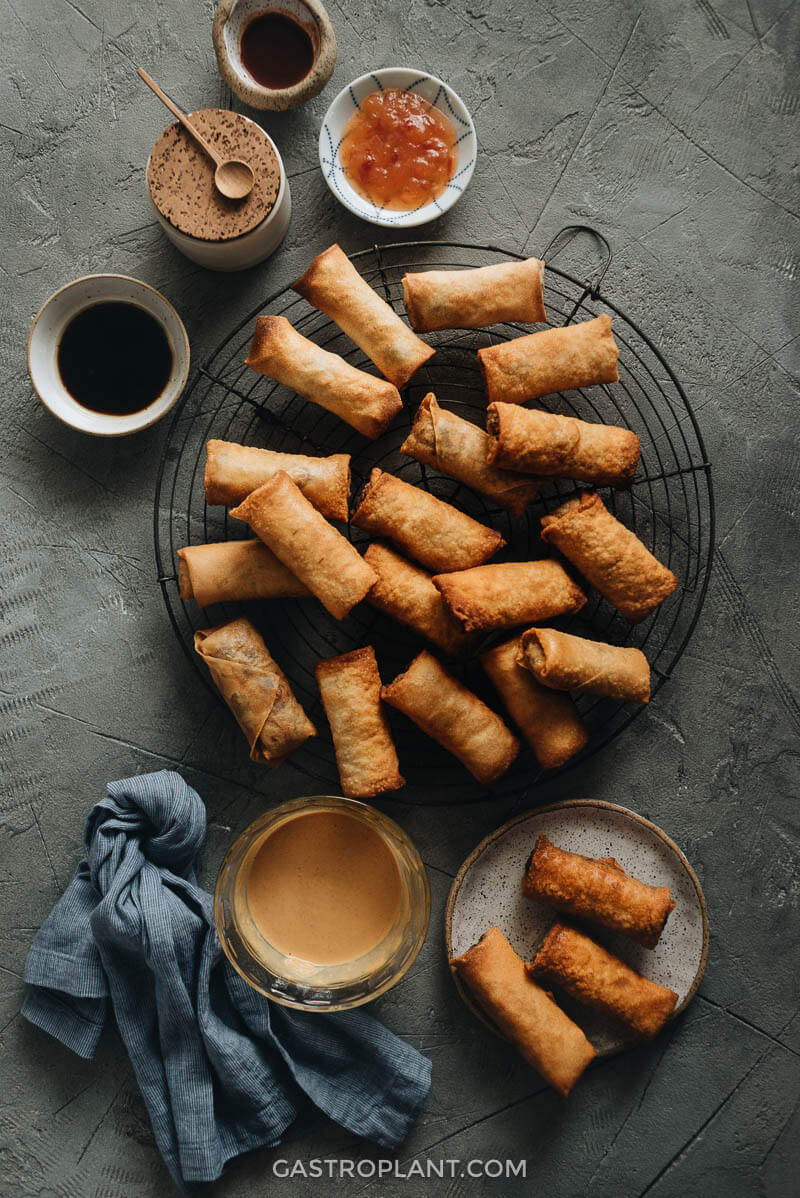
[402, 257, 547, 332]
[230, 472, 376, 620]
[204, 439, 350, 521]
[517, 627, 650, 703]
[177, 539, 309, 606]
[433, 559, 587, 633]
[478, 313, 620, 405]
[528, 923, 678, 1039]
[523, 836, 676, 949]
[541, 492, 678, 623]
[293, 243, 434, 388]
[480, 637, 587, 770]
[245, 315, 402, 439]
[363, 542, 476, 657]
[381, 650, 520, 784]
[400, 393, 541, 518]
[451, 926, 596, 1096]
[486, 404, 640, 487]
[194, 617, 316, 765]
[315, 647, 405, 799]
[351, 468, 505, 574]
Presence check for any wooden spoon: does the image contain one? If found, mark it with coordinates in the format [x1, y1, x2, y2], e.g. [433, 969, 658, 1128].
[137, 68, 255, 201]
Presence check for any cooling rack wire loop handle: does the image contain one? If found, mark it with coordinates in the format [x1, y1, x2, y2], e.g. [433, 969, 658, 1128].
[541, 224, 613, 324]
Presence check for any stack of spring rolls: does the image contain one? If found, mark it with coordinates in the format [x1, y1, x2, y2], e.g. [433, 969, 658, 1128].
[176, 244, 679, 796]
[452, 836, 679, 1096]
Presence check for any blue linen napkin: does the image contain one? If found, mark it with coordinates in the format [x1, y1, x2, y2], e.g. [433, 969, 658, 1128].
[22, 770, 431, 1192]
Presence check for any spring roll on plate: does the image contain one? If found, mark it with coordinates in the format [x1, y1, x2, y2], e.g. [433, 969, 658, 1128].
[486, 403, 640, 487]
[480, 636, 587, 770]
[523, 835, 676, 949]
[518, 627, 651, 704]
[293, 244, 434, 388]
[178, 539, 309, 607]
[230, 472, 376, 620]
[352, 468, 505, 574]
[204, 439, 350, 521]
[402, 257, 546, 332]
[400, 393, 541, 518]
[451, 925, 596, 1097]
[363, 542, 476, 657]
[315, 647, 405, 799]
[541, 491, 678, 622]
[381, 650, 520, 784]
[194, 617, 316, 766]
[478, 313, 620, 405]
[433, 559, 586, 633]
[528, 923, 678, 1039]
[245, 315, 402, 439]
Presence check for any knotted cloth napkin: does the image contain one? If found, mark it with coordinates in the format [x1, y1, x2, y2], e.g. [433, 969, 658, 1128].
[22, 771, 431, 1191]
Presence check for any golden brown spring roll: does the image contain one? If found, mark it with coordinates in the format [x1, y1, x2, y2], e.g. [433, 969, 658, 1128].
[523, 836, 676, 949]
[245, 315, 402, 439]
[400, 393, 541, 518]
[194, 617, 316, 765]
[178, 540, 309, 606]
[293, 244, 434, 388]
[541, 492, 678, 622]
[351, 468, 504, 574]
[314, 647, 405, 799]
[433, 559, 586, 633]
[381, 650, 520, 784]
[402, 258, 547, 332]
[528, 923, 678, 1039]
[478, 313, 620, 405]
[204, 439, 350, 521]
[451, 926, 596, 1096]
[486, 404, 640, 487]
[230, 472, 376, 620]
[518, 627, 650, 703]
[363, 542, 476, 657]
[480, 637, 588, 770]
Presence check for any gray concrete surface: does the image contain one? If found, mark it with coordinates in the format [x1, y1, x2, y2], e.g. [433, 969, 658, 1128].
[1, 0, 798, 1194]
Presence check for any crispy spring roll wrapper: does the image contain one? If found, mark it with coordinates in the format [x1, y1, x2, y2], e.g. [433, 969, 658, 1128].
[352, 468, 505, 574]
[518, 627, 650, 704]
[245, 315, 402, 439]
[204, 439, 350, 521]
[433, 559, 586, 633]
[194, 617, 316, 765]
[315, 647, 405, 799]
[178, 540, 309, 606]
[541, 491, 678, 622]
[293, 244, 434, 389]
[400, 393, 541, 518]
[363, 542, 476, 657]
[486, 403, 640, 487]
[230, 472, 376, 621]
[381, 650, 520, 784]
[523, 836, 676, 949]
[528, 923, 678, 1039]
[402, 258, 546, 332]
[451, 926, 596, 1096]
[480, 637, 588, 770]
[478, 313, 620, 405]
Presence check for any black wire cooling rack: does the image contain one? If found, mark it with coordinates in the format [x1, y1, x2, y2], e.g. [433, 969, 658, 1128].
[154, 227, 715, 804]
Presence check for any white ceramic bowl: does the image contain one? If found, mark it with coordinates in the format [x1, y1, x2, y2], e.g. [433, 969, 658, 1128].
[27, 275, 190, 437]
[319, 68, 477, 228]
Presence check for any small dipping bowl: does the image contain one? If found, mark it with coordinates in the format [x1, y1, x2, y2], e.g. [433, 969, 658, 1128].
[213, 0, 337, 111]
[27, 274, 190, 437]
[215, 796, 431, 1011]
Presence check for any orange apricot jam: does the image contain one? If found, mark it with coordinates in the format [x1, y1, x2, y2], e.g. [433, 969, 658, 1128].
[340, 88, 458, 211]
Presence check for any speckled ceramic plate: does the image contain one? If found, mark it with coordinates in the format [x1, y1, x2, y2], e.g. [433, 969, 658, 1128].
[445, 800, 709, 1057]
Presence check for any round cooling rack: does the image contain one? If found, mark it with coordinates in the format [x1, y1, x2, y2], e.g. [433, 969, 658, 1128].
[154, 228, 715, 804]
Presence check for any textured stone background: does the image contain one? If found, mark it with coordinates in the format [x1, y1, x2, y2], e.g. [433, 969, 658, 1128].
[1, 0, 798, 1195]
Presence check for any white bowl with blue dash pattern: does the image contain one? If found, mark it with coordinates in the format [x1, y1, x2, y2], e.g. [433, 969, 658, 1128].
[319, 68, 477, 228]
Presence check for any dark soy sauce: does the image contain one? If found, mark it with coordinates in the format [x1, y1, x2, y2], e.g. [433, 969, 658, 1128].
[58, 302, 172, 416]
[240, 12, 314, 90]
